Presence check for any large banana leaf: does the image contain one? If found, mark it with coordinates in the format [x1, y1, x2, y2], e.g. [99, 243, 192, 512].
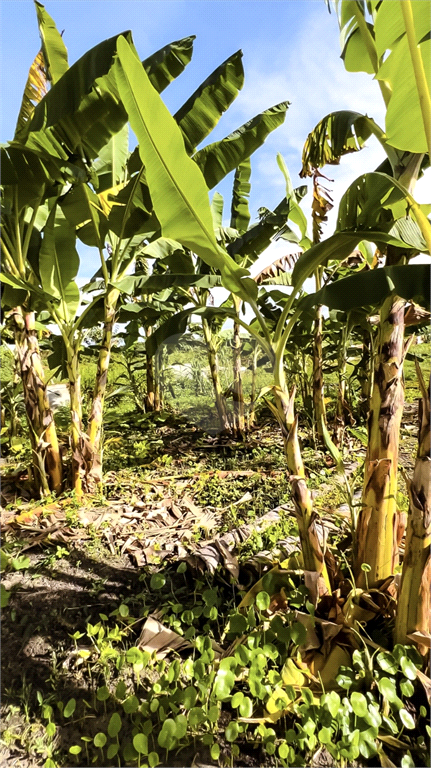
[93, 123, 129, 192]
[277, 153, 311, 249]
[20, 33, 195, 163]
[227, 197, 293, 264]
[111, 273, 222, 295]
[230, 159, 251, 234]
[300, 264, 430, 312]
[174, 50, 244, 154]
[336, 1, 375, 74]
[291, 229, 415, 288]
[146, 305, 234, 357]
[142, 35, 195, 93]
[60, 183, 109, 247]
[114, 36, 256, 302]
[193, 102, 289, 189]
[300, 111, 386, 176]
[1, 144, 85, 210]
[34, 1, 68, 84]
[376, 33, 430, 154]
[39, 204, 80, 321]
[337, 172, 429, 248]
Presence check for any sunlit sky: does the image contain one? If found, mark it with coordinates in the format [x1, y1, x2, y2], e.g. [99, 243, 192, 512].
[1, 0, 429, 284]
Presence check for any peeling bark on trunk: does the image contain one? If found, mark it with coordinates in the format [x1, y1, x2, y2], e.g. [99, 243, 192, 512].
[202, 318, 230, 434]
[395, 368, 430, 653]
[12, 308, 62, 495]
[356, 291, 406, 587]
[232, 320, 245, 439]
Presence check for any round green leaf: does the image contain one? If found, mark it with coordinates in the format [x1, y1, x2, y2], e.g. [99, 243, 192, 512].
[107, 744, 120, 759]
[157, 718, 177, 750]
[318, 726, 332, 744]
[150, 573, 166, 590]
[108, 712, 122, 738]
[399, 708, 415, 730]
[213, 668, 235, 700]
[175, 714, 187, 739]
[256, 591, 270, 611]
[376, 652, 398, 675]
[69, 745, 81, 755]
[350, 692, 368, 718]
[126, 647, 143, 665]
[230, 613, 248, 634]
[377, 677, 398, 702]
[239, 696, 253, 718]
[231, 692, 244, 708]
[208, 705, 219, 723]
[133, 733, 148, 755]
[182, 686, 197, 709]
[94, 732, 107, 748]
[118, 603, 129, 617]
[211, 743, 220, 760]
[400, 656, 418, 681]
[149, 752, 160, 768]
[400, 679, 415, 698]
[63, 698, 76, 718]
[189, 706, 205, 726]
[225, 721, 239, 742]
[96, 685, 110, 701]
[401, 755, 415, 768]
[278, 743, 289, 759]
[123, 695, 139, 714]
[290, 621, 307, 646]
[46, 722, 56, 737]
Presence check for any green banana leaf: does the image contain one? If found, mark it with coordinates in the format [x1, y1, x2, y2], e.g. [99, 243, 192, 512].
[337, 172, 428, 245]
[376, 34, 430, 153]
[1, 143, 85, 210]
[300, 264, 430, 312]
[114, 35, 255, 302]
[93, 123, 129, 192]
[34, 1, 68, 84]
[174, 50, 244, 154]
[146, 305, 234, 357]
[142, 35, 195, 93]
[227, 197, 292, 264]
[193, 102, 289, 190]
[230, 159, 251, 234]
[291, 229, 415, 288]
[211, 192, 224, 229]
[20, 33, 195, 163]
[0, 272, 54, 304]
[111, 273, 222, 295]
[39, 204, 80, 321]
[336, 1, 375, 74]
[60, 183, 109, 248]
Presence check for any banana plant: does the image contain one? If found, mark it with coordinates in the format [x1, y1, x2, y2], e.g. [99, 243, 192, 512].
[298, 0, 431, 587]
[2, 3, 197, 496]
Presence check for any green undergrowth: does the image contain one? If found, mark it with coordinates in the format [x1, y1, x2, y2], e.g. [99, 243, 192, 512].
[2, 561, 429, 768]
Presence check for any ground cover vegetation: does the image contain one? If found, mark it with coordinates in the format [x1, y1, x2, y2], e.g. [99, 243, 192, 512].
[1, 1, 430, 766]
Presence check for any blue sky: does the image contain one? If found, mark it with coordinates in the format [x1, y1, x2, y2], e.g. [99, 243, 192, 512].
[1, 0, 428, 282]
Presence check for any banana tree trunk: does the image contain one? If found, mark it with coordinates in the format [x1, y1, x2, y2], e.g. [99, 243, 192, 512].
[312, 303, 327, 440]
[87, 296, 117, 480]
[394, 366, 430, 653]
[248, 342, 258, 428]
[202, 318, 230, 434]
[144, 328, 155, 412]
[333, 321, 349, 448]
[232, 319, 245, 439]
[273, 375, 331, 592]
[355, 290, 406, 587]
[66, 343, 91, 500]
[154, 349, 162, 412]
[12, 308, 62, 495]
